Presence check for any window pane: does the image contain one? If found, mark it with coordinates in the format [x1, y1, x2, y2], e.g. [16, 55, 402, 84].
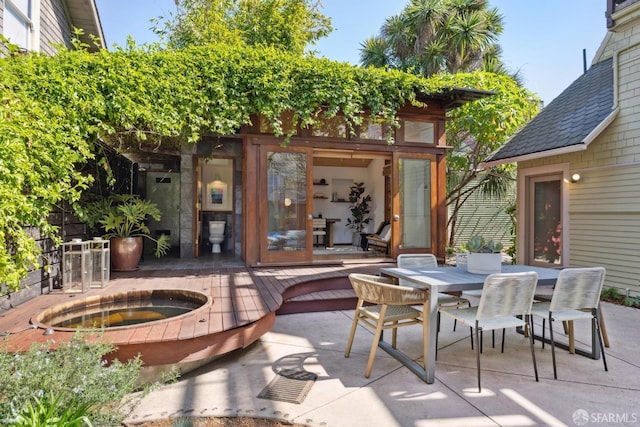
[4, 2, 31, 49]
[532, 179, 562, 264]
[266, 152, 307, 251]
[14, 0, 31, 16]
[403, 121, 435, 143]
[358, 119, 383, 140]
[312, 116, 347, 138]
[399, 158, 431, 248]
[258, 111, 297, 135]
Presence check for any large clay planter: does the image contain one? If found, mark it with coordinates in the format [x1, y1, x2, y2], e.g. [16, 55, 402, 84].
[466, 252, 502, 275]
[110, 237, 143, 272]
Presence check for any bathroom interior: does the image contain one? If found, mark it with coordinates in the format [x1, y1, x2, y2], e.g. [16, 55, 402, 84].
[201, 158, 234, 254]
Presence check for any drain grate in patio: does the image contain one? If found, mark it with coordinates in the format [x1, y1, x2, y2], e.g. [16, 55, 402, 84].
[257, 368, 317, 404]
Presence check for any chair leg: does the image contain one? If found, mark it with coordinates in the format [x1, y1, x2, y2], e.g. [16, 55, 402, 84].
[469, 326, 474, 350]
[527, 315, 539, 382]
[365, 318, 385, 378]
[594, 309, 608, 372]
[475, 327, 482, 393]
[392, 322, 398, 349]
[541, 319, 546, 349]
[568, 320, 575, 354]
[599, 306, 610, 348]
[501, 328, 505, 353]
[344, 311, 361, 357]
[549, 313, 558, 379]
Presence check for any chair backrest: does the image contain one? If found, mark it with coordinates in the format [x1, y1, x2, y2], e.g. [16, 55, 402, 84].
[476, 271, 538, 320]
[312, 218, 326, 229]
[396, 254, 437, 287]
[549, 267, 606, 312]
[378, 224, 391, 241]
[373, 221, 390, 235]
[348, 273, 427, 306]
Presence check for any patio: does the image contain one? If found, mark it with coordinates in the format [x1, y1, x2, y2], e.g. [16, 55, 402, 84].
[124, 293, 638, 427]
[1, 258, 638, 426]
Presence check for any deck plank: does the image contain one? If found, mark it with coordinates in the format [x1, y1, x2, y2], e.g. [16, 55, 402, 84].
[0, 262, 395, 369]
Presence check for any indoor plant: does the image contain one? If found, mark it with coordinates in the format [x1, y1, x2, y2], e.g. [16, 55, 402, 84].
[78, 194, 170, 271]
[464, 235, 503, 274]
[346, 182, 372, 246]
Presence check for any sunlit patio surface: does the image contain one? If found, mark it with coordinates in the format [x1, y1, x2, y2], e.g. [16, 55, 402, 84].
[124, 285, 640, 427]
[2, 255, 637, 427]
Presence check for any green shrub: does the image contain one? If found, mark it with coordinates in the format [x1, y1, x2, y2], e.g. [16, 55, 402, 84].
[0, 332, 143, 426]
[9, 391, 93, 427]
[601, 287, 621, 301]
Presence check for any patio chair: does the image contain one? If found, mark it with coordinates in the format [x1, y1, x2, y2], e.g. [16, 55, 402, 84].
[365, 222, 391, 253]
[312, 218, 327, 247]
[396, 254, 471, 332]
[344, 273, 428, 378]
[530, 267, 608, 379]
[439, 271, 539, 392]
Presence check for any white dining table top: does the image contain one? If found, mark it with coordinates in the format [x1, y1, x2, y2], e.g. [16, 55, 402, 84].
[380, 264, 561, 293]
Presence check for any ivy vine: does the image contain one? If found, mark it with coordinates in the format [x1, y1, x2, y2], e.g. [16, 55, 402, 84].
[0, 41, 536, 291]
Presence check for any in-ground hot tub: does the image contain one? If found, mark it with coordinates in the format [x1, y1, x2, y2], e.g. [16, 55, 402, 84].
[34, 289, 209, 330]
[31, 289, 214, 384]
[33, 289, 210, 331]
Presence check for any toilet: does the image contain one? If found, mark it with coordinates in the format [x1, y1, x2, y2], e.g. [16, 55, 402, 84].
[208, 221, 226, 253]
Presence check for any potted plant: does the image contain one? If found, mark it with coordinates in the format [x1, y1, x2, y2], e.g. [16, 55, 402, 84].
[464, 235, 503, 274]
[77, 194, 171, 271]
[346, 182, 372, 246]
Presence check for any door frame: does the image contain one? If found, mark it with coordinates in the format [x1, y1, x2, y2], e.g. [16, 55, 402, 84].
[391, 151, 442, 258]
[259, 145, 314, 264]
[518, 163, 570, 267]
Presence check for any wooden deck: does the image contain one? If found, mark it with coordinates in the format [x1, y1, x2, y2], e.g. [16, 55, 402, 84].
[0, 262, 393, 372]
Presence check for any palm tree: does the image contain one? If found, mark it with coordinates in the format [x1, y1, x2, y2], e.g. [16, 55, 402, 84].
[360, 0, 504, 77]
[360, 0, 531, 249]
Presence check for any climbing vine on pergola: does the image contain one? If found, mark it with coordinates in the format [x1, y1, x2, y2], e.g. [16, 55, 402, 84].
[0, 41, 536, 291]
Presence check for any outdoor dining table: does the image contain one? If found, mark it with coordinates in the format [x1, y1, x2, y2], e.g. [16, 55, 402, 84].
[379, 264, 562, 384]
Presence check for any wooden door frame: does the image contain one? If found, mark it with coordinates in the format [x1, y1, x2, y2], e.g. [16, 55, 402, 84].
[258, 145, 314, 264]
[391, 151, 445, 259]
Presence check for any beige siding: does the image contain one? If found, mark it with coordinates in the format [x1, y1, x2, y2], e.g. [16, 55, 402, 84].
[519, 26, 640, 296]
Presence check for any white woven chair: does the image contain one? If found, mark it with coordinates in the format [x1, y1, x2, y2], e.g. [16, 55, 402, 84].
[396, 254, 471, 332]
[530, 266, 608, 379]
[345, 273, 428, 378]
[440, 271, 539, 392]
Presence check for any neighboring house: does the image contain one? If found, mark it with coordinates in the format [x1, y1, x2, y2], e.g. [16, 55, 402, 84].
[484, 0, 640, 296]
[0, 0, 104, 309]
[1, 0, 104, 54]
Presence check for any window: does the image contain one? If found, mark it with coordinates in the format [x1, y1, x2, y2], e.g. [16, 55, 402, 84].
[358, 118, 384, 140]
[403, 120, 435, 144]
[4, 0, 32, 50]
[312, 115, 347, 138]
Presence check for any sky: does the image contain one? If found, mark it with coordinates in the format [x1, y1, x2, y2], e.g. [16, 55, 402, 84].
[95, 0, 608, 106]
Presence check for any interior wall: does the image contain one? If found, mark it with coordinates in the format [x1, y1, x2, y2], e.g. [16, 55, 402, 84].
[312, 160, 385, 244]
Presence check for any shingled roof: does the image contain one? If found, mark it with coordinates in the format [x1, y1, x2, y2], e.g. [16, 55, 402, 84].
[483, 57, 615, 167]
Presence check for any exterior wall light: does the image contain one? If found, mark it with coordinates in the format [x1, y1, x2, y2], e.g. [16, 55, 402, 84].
[564, 173, 581, 183]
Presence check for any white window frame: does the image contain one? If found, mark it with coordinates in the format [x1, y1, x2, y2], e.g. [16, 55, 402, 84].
[3, 0, 40, 52]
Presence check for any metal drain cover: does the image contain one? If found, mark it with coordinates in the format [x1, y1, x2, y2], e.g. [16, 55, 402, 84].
[257, 368, 317, 404]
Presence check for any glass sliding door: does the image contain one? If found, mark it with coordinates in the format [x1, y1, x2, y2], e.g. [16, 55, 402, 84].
[392, 153, 437, 255]
[261, 148, 312, 263]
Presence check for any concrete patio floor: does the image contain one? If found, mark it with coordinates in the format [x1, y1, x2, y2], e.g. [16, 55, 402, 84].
[125, 297, 640, 427]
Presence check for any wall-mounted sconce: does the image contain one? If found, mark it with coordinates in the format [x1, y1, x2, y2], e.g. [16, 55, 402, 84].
[564, 173, 581, 183]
